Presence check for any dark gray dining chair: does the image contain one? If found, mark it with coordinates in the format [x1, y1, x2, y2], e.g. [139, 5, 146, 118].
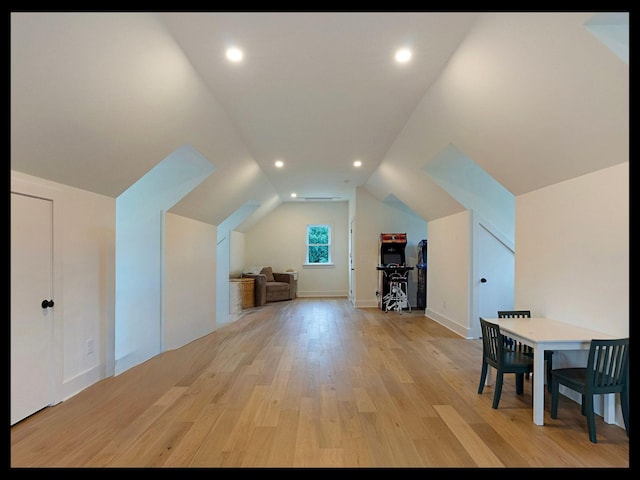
[478, 317, 534, 409]
[550, 337, 629, 443]
[498, 310, 554, 392]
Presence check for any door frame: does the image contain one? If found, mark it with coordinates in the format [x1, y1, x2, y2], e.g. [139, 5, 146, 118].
[470, 209, 515, 339]
[11, 173, 65, 410]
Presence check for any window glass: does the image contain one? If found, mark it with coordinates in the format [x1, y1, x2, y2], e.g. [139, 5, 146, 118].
[306, 224, 331, 264]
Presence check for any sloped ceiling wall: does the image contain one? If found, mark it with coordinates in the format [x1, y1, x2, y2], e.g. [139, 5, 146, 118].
[584, 12, 629, 64]
[10, 12, 281, 228]
[367, 12, 628, 222]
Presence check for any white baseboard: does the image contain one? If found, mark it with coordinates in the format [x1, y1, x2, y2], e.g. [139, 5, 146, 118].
[425, 308, 470, 338]
[62, 364, 103, 401]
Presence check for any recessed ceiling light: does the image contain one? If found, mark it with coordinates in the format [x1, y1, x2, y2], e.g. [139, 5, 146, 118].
[395, 48, 412, 63]
[353, 160, 362, 167]
[290, 192, 297, 198]
[275, 160, 284, 168]
[226, 47, 244, 62]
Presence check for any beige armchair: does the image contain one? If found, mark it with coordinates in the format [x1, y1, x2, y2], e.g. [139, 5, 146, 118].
[242, 266, 296, 306]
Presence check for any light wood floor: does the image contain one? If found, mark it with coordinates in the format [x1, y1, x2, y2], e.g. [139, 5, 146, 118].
[11, 298, 629, 468]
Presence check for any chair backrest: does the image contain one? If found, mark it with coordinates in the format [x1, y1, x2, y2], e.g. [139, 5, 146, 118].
[587, 338, 630, 394]
[497, 310, 531, 318]
[496, 311, 531, 353]
[479, 318, 504, 368]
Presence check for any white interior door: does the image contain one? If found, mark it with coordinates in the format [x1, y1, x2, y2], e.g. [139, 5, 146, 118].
[349, 219, 354, 305]
[476, 222, 515, 336]
[11, 192, 54, 425]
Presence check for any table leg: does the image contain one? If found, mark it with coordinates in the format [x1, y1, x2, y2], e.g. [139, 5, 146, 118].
[532, 345, 545, 425]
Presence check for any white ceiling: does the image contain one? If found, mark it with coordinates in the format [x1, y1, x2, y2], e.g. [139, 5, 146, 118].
[10, 12, 628, 229]
[159, 12, 478, 200]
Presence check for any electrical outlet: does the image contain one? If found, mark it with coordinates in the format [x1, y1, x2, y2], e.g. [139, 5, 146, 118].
[87, 339, 94, 354]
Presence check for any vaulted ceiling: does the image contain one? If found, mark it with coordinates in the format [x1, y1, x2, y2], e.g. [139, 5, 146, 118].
[10, 12, 628, 231]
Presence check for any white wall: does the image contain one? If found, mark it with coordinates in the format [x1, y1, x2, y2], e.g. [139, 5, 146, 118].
[11, 170, 223, 403]
[353, 187, 428, 308]
[515, 163, 628, 335]
[425, 211, 470, 336]
[229, 230, 246, 277]
[353, 188, 383, 307]
[244, 201, 349, 297]
[423, 163, 629, 345]
[114, 145, 214, 375]
[11, 171, 116, 401]
[59, 185, 116, 388]
[164, 213, 217, 350]
[515, 162, 629, 428]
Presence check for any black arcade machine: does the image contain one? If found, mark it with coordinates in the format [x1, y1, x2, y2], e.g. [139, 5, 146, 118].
[376, 233, 414, 311]
[416, 239, 427, 310]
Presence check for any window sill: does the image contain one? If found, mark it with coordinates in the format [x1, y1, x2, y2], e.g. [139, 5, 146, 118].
[302, 263, 335, 269]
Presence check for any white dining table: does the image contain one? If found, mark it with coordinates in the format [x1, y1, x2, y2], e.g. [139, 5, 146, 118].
[483, 317, 617, 425]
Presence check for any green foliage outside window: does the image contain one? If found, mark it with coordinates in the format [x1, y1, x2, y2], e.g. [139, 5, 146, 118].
[307, 225, 330, 263]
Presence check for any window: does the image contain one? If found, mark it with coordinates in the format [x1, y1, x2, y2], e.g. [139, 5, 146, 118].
[306, 224, 331, 264]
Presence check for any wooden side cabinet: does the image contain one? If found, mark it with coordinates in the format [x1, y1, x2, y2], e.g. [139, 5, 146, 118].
[230, 277, 255, 311]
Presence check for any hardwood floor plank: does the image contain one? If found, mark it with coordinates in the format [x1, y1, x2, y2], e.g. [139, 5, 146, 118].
[220, 384, 268, 453]
[293, 397, 320, 467]
[10, 298, 629, 468]
[161, 402, 226, 467]
[433, 404, 505, 468]
[253, 368, 290, 427]
[336, 400, 374, 467]
[357, 411, 396, 467]
[264, 407, 301, 467]
[239, 426, 278, 467]
[318, 384, 341, 448]
[353, 386, 377, 413]
[413, 417, 477, 467]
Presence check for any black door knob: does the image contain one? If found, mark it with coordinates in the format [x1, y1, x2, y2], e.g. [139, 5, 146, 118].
[480, 278, 487, 283]
[41, 299, 54, 308]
